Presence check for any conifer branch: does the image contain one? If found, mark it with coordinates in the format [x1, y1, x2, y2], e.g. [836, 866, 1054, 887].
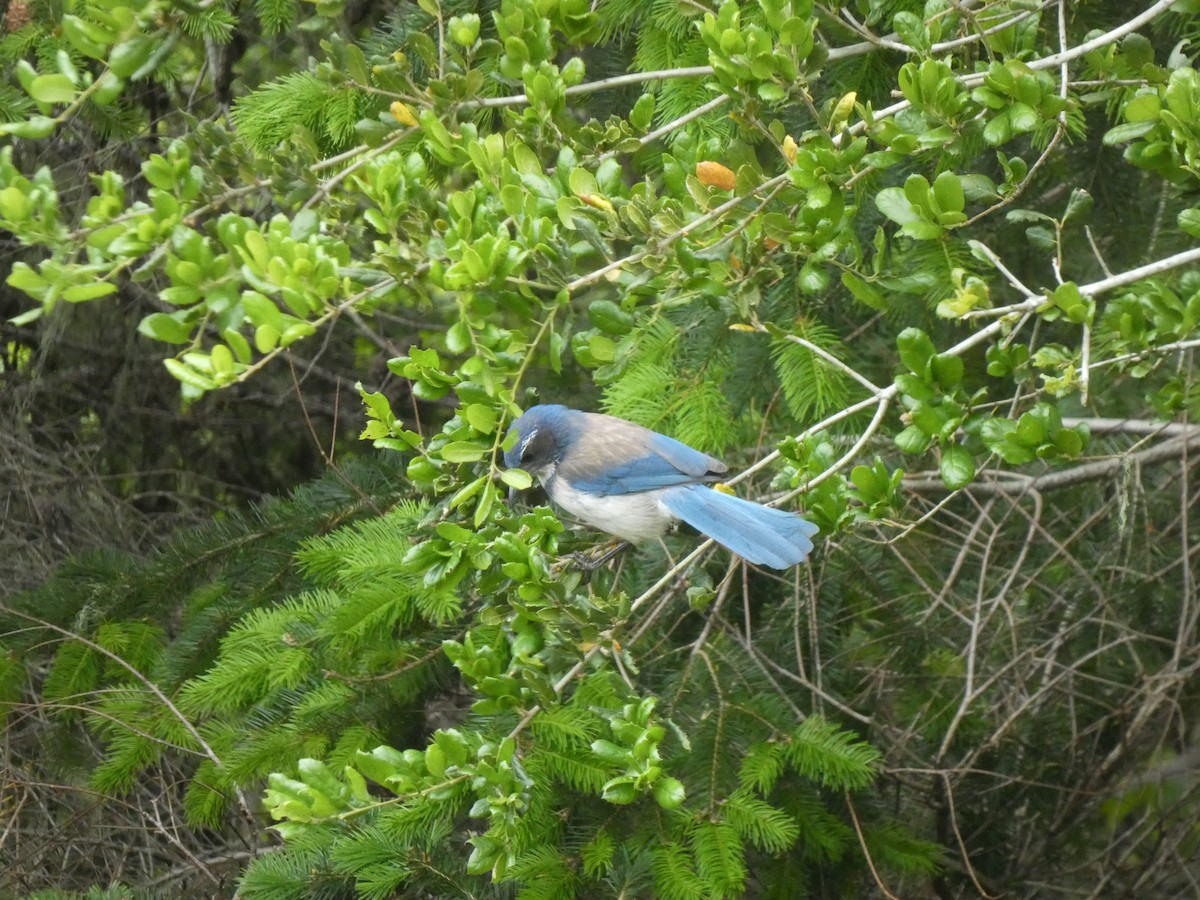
[0, 604, 253, 820]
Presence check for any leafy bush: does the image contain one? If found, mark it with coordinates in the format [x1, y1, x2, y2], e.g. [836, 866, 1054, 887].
[3, 0, 1200, 897]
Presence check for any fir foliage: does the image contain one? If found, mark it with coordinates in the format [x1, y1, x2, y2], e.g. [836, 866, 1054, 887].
[690, 819, 747, 897]
[0, 81, 34, 122]
[236, 828, 351, 900]
[723, 791, 800, 854]
[770, 322, 850, 424]
[255, 0, 299, 35]
[232, 74, 369, 155]
[328, 825, 414, 900]
[651, 842, 711, 900]
[180, 5, 238, 42]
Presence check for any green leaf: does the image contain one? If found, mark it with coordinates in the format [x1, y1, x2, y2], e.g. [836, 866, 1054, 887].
[291, 208, 318, 240]
[61, 15, 110, 58]
[630, 93, 655, 131]
[983, 110, 1012, 145]
[0, 116, 58, 139]
[897, 220, 943, 240]
[62, 282, 117, 302]
[939, 445, 975, 490]
[1051, 281, 1091, 324]
[7, 263, 48, 295]
[0, 186, 30, 222]
[163, 358, 216, 391]
[930, 354, 963, 390]
[568, 167, 598, 197]
[440, 441, 487, 463]
[138, 312, 192, 344]
[591, 739, 631, 764]
[29, 74, 79, 104]
[466, 835, 501, 874]
[1063, 188, 1093, 224]
[108, 36, 156, 79]
[653, 775, 686, 808]
[210, 343, 235, 374]
[875, 188, 919, 225]
[893, 11, 928, 52]
[994, 442, 1036, 465]
[757, 83, 786, 102]
[895, 425, 930, 454]
[500, 468, 532, 490]
[353, 746, 407, 786]
[1124, 91, 1162, 122]
[449, 13, 481, 46]
[91, 71, 125, 106]
[1008, 102, 1039, 133]
[896, 374, 934, 403]
[1056, 427, 1084, 456]
[932, 171, 964, 213]
[9, 307, 44, 326]
[473, 480, 496, 527]
[1015, 413, 1045, 447]
[424, 743, 446, 777]
[842, 271, 886, 310]
[897, 327, 936, 377]
[463, 403, 497, 434]
[1102, 120, 1157, 145]
[601, 777, 638, 805]
[588, 333, 616, 363]
[1178, 208, 1200, 237]
[589, 299, 634, 335]
[850, 464, 882, 497]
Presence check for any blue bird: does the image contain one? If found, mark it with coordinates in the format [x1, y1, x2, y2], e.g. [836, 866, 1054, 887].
[502, 405, 818, 569]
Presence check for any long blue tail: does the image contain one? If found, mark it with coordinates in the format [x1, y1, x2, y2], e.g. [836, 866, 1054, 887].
[660, 485, 819, 569]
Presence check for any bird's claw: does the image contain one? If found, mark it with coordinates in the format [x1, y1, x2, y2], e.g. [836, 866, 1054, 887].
[558, 539, 629, 572]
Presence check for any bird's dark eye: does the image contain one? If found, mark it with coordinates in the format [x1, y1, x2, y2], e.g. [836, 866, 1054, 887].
[519, 433, 538, 463]
[518, 428, 551, 466]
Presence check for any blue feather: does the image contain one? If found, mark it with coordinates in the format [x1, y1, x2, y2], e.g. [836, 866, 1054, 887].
[659, 485, 819, 568]
[548, 408, 725, 495]
[566, 451, 715, 494]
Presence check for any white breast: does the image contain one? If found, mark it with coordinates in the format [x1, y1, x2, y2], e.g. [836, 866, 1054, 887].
[548, 479, 674, 543]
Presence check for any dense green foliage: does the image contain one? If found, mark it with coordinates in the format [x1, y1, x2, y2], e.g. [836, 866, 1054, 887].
[4, 0, 1200, 896]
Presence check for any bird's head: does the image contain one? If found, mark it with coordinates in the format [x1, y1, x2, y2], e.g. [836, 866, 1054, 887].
[502, 404, 574, 481]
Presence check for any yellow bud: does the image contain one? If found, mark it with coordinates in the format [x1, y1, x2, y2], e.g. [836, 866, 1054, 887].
[695, 160, 737, 191]
[831, 91, 857, 130]
[390, 101, 419, 127]
[782, 135, 798, 164]
[580, 193, 613, 212]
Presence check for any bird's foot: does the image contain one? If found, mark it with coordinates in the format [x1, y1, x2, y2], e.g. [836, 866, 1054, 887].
[565, 539, 629, 572]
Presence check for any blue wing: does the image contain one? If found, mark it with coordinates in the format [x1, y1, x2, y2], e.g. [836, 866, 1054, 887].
[559, 412, 727, 495]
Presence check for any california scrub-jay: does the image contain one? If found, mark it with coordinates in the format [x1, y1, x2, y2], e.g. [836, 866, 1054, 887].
[503, 405, 818, 568]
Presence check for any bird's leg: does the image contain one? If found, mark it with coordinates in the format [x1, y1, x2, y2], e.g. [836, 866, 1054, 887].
[656, 537, 678, 569]
[570, 538, 629, 571]
[612, 549, 627, 585]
